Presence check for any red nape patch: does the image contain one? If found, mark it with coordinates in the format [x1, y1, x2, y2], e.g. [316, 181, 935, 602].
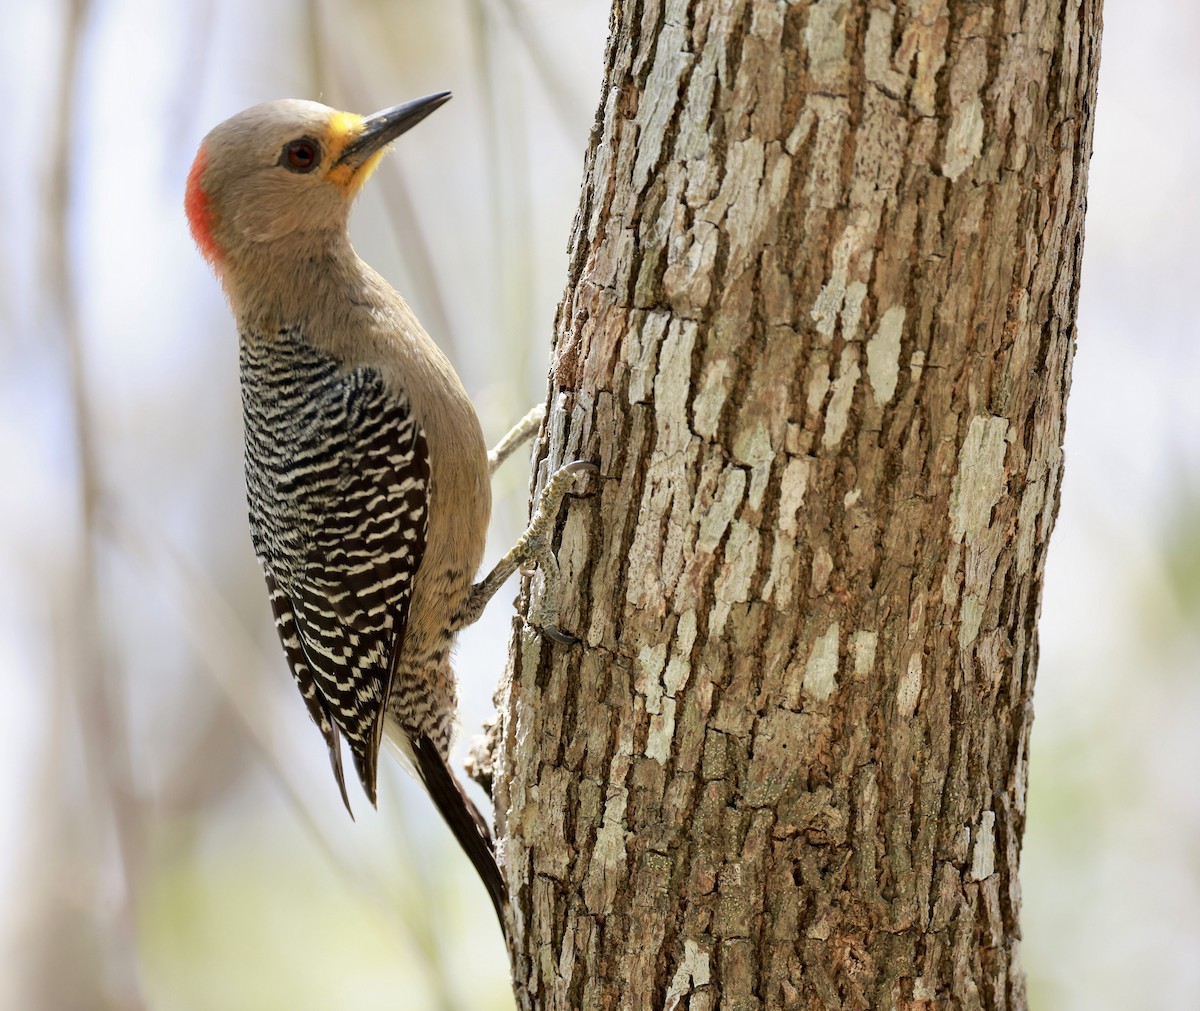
[185, 145, 220, 267]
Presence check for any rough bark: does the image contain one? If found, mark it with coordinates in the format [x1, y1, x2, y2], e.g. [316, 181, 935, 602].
[494, 1, 1101, 1007]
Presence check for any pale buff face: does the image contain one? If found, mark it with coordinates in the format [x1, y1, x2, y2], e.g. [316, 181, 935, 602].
[186, 99, 388, 266]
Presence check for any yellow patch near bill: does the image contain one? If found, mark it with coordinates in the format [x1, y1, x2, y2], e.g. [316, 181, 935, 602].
[327, 110, 365, 149]
[347, 149, 387, 190]
[326, 110, 371, 191]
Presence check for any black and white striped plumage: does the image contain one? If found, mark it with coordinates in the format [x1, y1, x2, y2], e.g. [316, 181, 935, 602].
[241, 327, 430, 806]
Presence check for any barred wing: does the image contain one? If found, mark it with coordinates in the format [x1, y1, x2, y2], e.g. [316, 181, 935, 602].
[242, 336, 430, 809]
[264, 571, 352, 813]
[289, 369, 429, 805]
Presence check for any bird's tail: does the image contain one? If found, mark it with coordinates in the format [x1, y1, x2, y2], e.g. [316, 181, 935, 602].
[410, 734, 508, 934]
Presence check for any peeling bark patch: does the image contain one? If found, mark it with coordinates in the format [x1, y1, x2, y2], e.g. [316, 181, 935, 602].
[633, 18, 692, 194]
[841, 281, 869, 341]
[850, 630, 878, 679]
[805, 0, 851, 91]
[692, 357, 733, 438]
[970, 810, 997, 881]
[645, 610, 698, 763]
[803, 622, 841, 700]
[638, 643, 669, 719]
[584, 745, 632, 911]
[864, 7, 907, 97]
[866, 306, 905, 405]
[822, 345, 861, 449]
[711, 520, 760, 635]
[898, 652, 922, 717]
[910, 348, 925, 384]
[624, 310, 670, 405]
[664, 939, 712, 1011]
[654, 320, 700, 456]
[943, 96, 984, 182]
[779, 458, 811, 526]
[811, 222, 872, 343]
[942, 35, 989, 180]
[1016, 475, 1047, 575]
[949, 415, 1010, 544]
[764, 457, 812, 604]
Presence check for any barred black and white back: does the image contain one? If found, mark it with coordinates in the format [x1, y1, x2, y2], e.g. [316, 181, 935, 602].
[240, 327, 429, 804]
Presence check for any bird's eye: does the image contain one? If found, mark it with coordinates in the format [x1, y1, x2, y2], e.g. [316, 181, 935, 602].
[282, 138, 320, 173]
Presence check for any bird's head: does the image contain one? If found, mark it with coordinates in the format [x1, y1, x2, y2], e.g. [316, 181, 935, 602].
[186, 93, 450, 270]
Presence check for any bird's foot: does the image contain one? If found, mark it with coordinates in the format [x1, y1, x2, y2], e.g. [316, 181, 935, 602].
[524, 461, 598, 644]
[455, 460, 598, 636]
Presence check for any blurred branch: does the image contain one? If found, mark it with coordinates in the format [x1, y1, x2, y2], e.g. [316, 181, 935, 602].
[308, 0, 463, 363]
[466, 0, 537, 401]
[378, 774, 461, 1011]
[40, 0, 147, 1007]
[488, 0, 592, 137]
[466, 0, 503, 349]
[304, 0, 331, 103]
[166, 0, 217, 168]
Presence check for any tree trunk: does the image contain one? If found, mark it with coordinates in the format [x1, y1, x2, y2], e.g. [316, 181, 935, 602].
[493, 1, 1101, 1007]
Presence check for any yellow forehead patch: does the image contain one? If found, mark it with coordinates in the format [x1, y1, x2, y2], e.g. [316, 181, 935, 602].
[327, 110, 364, 149]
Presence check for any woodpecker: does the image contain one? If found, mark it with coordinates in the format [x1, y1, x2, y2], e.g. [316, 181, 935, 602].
[185, 93, 590, 930]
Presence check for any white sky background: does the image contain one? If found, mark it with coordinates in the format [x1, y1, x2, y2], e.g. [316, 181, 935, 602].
[1, 1, 1198, 1008]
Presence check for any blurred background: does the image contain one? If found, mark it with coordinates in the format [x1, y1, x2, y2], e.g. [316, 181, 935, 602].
[1, 1, 1195, 1008]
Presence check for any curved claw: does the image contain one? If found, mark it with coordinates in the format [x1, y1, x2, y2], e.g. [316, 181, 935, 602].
[561, 460, 600, 478]
[557, 461, 600, 499]
[543, 624, 580, 645]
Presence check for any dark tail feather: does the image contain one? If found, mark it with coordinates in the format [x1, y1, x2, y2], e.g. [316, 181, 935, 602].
[410, 734, 507, 934]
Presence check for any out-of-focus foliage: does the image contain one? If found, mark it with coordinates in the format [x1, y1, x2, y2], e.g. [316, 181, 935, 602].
[1, 1, 1197, 1009]
[3, 1, 605, 1008]
[1021, 5, 1200, 1008]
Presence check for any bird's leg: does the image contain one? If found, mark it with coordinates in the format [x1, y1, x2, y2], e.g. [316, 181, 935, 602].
[455, 460, 597, 641]
[488, 405, 545, 475]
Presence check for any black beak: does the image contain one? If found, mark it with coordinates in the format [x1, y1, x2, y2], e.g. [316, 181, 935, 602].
[335, 91, 451, 167]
